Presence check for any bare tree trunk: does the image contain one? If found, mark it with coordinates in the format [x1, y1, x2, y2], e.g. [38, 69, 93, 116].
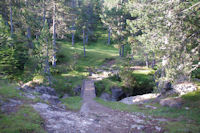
[27, 27, 33, 48]
[119, 47, 122, 57]
[9, 0, 13, 36]
[83, 28, 86, 57]
[145, 53, 149, 68]
[43, 2, 46, 28]
[52, 3, 56, 67]
[108, 27, 111, 45]
[72, 31, 75, 46]
[44, 39, 52, 85]
[71, 0, 76, 46]
[152, 52, 156, 68]
[121, 45, 125, 57]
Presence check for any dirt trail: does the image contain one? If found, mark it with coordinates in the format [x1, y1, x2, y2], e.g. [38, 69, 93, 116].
[32, 79, 166, 133]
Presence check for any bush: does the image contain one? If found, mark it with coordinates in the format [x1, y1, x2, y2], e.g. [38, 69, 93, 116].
[119, 70, 155, 96]
[52, 77, 73, 97]
[192, 68, 200, 79]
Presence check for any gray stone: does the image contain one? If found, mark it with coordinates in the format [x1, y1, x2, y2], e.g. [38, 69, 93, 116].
[159, 81, 172, 95]
[111, 87, 126, 101]
[1, 99, 22, 113]
[62, 94, 70, 99]
[100, 93, 111, 101]
[173, 83, 197, 95]
[160, 97, 183, 108]
[40, 94, 60, 105]
[73, 85, 81, 96]
[120, 93, 159, 105]
[144, 105, 157, 110]
[24, 93, 36, 99]
[35, 86, 57, 96]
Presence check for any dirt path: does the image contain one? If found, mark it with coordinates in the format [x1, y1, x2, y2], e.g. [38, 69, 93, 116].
[32, 80, 167, 133]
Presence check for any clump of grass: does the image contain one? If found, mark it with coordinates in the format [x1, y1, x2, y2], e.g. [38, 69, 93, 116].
[61, 96, 82, 111]
[94, 78, 122, 96]
[0, 80, 24, 100]
[0, 105, 46, 133]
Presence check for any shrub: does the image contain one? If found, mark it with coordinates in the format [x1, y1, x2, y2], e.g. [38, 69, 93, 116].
[119, 70, 155, 96]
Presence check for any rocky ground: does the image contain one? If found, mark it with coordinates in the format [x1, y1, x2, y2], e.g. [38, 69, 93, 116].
[30, 80, 167, 133]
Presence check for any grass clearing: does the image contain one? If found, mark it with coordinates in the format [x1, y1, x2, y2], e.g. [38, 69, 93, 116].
[61, 96, 82, 111]
[0, 105, 45, 133]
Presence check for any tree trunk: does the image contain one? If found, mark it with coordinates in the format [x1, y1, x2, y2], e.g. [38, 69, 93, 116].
[121, 45, 125, 57]
[9, 0, 13, 36]
[119, 47, 122, 57]
[44, 39, 52, 85]
[83, 28, 86, 57]
[72, 31, 75, 46]
[152, 52, 156, 68]
[27, 27, 33, 48]
[108, 27, 111, 45]
[145, 53, 149, 68]
[52, 3, 56, 67]
[43, 2, 46, 28]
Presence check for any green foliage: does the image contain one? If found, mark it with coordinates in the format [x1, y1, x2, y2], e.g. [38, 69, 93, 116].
[95, 78, 122, 96]
[192, 67, 200, 79]
[119, 69, 155, 96]
[52, 76, 73, 97]
[0, 105, 46, 133]
[0, 16, 28, 81]
[61, 96, 82, 111]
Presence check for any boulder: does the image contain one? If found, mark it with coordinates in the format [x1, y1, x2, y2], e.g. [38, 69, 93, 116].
[111, 87, 126, 101]
[120, 93, 159, 105]
[160, 97, 183, 108]
[73, 85, 81, 96]
[100, 93, 112, 101]
[35, 86, 57, 96]
[173, 83, 197, 95]
[62, 94, 70, 99]
[158, 81, 172, 95]
[40, 94, 60, 105]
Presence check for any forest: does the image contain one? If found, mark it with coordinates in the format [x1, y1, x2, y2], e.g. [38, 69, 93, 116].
[0, 0, 200, 133]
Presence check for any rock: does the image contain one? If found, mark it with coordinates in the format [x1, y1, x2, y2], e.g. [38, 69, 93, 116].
[62, 94, 70, 99]
[1, 99, 22, 113]
[144, 105, 157, 110]
[100, 93, 111, 101]
[131, 124, 145, 130]
[158, 81, 172, 95]
[24, 93, 36, 99]
[173, 82, 197, 95]
[120, 93, 159, 105]
[40, 94, 60, 105]
[111, 87, 126, 101]
[160, 97, 183, 108]
[35, 86, 57, 96]
[73, 85, 81, 96]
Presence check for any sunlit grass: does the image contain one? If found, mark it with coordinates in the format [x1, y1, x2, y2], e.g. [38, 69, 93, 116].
[61, 96, 82, 111]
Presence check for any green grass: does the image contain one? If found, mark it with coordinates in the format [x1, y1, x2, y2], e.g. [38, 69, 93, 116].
[0, 105, 45, 133]
[0, 80, 24, 100]
[61, 96, 82, 111]
[52, 40, 119, 96]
